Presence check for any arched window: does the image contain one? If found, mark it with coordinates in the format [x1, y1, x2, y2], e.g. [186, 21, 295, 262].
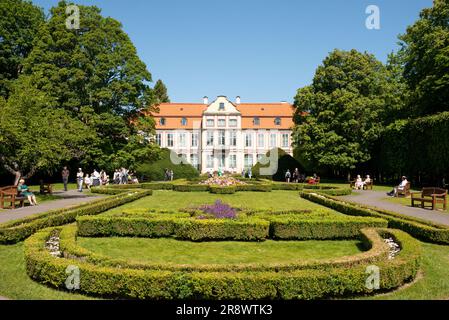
[274, 117, 281, 126]
[253, 117, 260, 125]
[181, 117, 187, 126]
[159, 118, 166, 126]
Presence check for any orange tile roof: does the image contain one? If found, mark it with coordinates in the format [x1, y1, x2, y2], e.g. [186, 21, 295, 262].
[153, 102, 294, 129]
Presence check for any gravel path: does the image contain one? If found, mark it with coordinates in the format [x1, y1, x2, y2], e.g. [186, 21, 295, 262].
[341, 190, 449, 226]
[0, 189, 103, 224]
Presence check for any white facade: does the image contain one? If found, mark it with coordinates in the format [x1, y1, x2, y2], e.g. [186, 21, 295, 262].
[155, 96, 293, 173]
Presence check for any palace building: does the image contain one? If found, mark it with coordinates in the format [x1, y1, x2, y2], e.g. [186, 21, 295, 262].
[153, 96, 294, 174]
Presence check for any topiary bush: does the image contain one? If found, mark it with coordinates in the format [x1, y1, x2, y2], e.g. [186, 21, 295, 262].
[252, 148, 304, 181]
[135, 148, 199, 181]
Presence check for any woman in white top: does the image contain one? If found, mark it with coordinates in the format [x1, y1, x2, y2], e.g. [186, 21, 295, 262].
[84, 174, 92, 190]
[355, 175, 363, 190]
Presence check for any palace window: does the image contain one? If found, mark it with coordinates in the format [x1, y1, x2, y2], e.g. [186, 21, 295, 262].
[274, 117, 281, 126]
[167, 133, 174, 147]
[207, 154, 214, 168]
[229, 119, 237, 127]
[257, 133, 264, 148]
[219, 102, 225, 111]
[245, 133, 253, 147]
[181, 117, 187, 126]
[253, 117, 260, 126]
[230, 130, 237, 146]
[218, 118, 226, 127]
[244, 154, 253, 168]
[207, 131, 214, 146]
[155, 133, 161, 146]
[206, 119, 214, 127]
[178, 133, 186, 147]
[159, 118, 166, 126]
[219, 130, 226, 146]
[229, 154, 237, 168]
[282, 133, 289, 148]
[191, 133, 198, 147]
[270, 133, 277, 147]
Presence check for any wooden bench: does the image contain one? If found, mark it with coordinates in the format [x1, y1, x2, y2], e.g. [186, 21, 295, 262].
[349, 180, 373, 190]
[411, 187, 447, 211]
[0, 186, 27, 209]
[396, 182, 411, 197]
[39, 181, 53, 195]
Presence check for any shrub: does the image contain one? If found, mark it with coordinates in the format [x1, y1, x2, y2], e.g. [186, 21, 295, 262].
[269, 217, 387, 240]
[252, 148, 304, 181]
[300, 192, 449, 244]
[209, 186, 236, 194]
[135, 148, 199, 181]
[235, 184, 272, 192]
[140, 182, 174, 190]
[173, 184, 209, 192]
[59, 226, 392, 272]
[0, 189, 152, 244]
[25, 227, 421, 299]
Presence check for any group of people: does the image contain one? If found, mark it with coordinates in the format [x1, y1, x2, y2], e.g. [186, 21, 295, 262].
[284, 169, 309, 183]
[164, 169, 174, 181]
[241, 168, 253, 179]
[353, 175, 372, 190]
[73, 167, 135, 192]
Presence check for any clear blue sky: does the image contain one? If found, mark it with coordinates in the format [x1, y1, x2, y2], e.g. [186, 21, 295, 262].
[32, 0, 432, 103]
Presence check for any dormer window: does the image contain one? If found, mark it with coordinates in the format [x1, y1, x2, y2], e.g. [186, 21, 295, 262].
[274, 117, 281, 126]
[253, 117, 260, 126]
[181, 117, 187, 126]
[219, 102, 225, 111]
[159, 118, 166, 126]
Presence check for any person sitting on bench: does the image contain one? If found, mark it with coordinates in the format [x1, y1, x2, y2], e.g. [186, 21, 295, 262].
[355, 175, 363, 189]
[17, 179, 38, 206]
[387, 176, 408, 197]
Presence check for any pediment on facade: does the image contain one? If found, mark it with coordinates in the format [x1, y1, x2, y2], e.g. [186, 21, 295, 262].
[203, 96, 241, 115]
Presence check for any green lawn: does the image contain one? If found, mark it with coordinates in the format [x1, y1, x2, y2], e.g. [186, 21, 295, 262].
[2, 240, 449, 299]
[77, 237, 362, 265]
[101, 190, 338, 214]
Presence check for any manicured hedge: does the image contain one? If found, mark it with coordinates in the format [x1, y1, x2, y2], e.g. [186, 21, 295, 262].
[174, 218, 269, 241]
[209, 186, 236, 194]
[235, 184, 272, 192]
[172, 184, 210, 192]
[77, 215, 269, 241]
[269, 217, 387, 240]
[25, 227, 421, 299]
[271, 183, 304, 190]
[0, 189, 152, 244]
[301, 192, 449, 244]
[140, 182, 174, 190]
[60, 226, 391, 272]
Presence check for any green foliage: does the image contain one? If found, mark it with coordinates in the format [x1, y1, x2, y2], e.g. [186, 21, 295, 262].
[301, 192, 449, 244]
[252, 148, 303, 181]
[398, 0, 449, 116]
[136, 148, 199, 181]
[0, 189, 152, 244]
[292, 49, 403, 172]
[378, 112, 449, 177]
[0, 76, 96, 177]
[24, 227, 421, 299]
[209, 186, 236, 194]
[153, 79, 170, 103]
[0, 0, 45, 97]
[19, 1, 160, 172]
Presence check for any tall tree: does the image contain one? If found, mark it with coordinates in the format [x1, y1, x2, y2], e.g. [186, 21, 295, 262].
[0, 76, 96, 184]
[154, 79, 170, 103]
[0, 0, 44, 97]
[398, 0, 449, 116]
[23, 0, 159, 171]
[292, 49, 401, 174]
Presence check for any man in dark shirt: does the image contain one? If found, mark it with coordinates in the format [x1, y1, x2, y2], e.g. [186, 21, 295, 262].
[62, 166, 70, 191]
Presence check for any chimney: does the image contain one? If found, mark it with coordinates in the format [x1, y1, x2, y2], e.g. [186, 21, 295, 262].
[236, 96, 241, 104]
[203, 96, 208, 104]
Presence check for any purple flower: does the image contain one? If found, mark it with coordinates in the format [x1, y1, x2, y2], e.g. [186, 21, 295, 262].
[196, 200, 237, 219]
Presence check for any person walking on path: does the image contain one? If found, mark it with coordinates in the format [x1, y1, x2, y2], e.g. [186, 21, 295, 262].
[61, 166, 70, 191]
[285, 169, 291, 183]
[76, 168, 84, 192]
[170, 169, 174, 181]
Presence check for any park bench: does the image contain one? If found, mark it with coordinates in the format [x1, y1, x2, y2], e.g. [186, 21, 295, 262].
[0, 186, 27, 209]
[349, 180, 373, 190]
[411, 187, 447, 211]
[396, 182, 411, 197]
[39, 181, 53, 195]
